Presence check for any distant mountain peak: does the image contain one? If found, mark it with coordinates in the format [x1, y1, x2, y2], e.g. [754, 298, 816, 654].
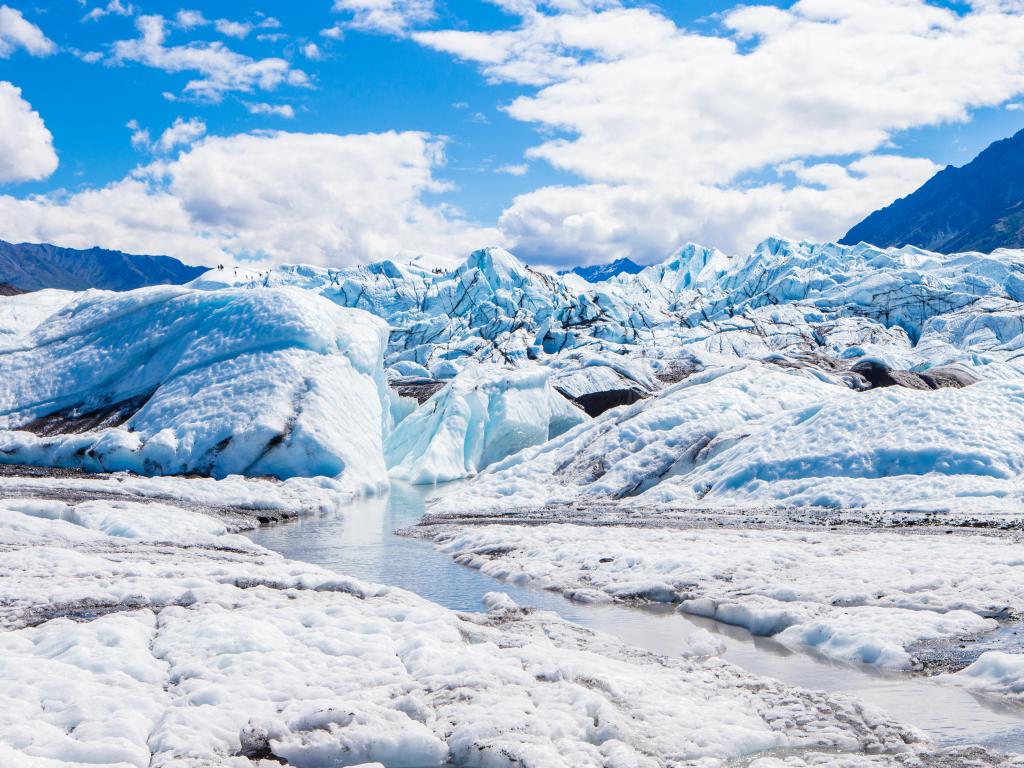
[840, 127, 1024, 254]
[560, 257, 644, 283]
[0, 240, 206, 292]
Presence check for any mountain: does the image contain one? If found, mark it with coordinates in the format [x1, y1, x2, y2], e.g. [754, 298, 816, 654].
[841, 127, 1024, 253]
[0, 240, 206, 292]
[560, 257, 644, 283]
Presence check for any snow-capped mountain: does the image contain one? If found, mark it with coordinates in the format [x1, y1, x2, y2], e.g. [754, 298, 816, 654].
[0, 239, 206, 291]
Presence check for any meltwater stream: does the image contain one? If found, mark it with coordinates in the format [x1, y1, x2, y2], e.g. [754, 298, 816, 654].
[247, 482, 1024, 753]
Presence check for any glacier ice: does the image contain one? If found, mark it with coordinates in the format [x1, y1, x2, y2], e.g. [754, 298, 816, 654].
[0, 286, 393, 489]
[383, 365, 587, 484]
[6, 235, 1024, 505]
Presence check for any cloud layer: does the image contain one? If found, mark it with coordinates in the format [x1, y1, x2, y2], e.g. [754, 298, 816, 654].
[0, 130, 500, 266]
[417, 0, 1024, 263]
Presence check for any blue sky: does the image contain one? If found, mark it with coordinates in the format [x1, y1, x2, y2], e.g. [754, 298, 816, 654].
[1, 0, 1024, 268]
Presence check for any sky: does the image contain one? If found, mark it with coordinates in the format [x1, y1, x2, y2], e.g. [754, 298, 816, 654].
[2, 0, 1024, 269]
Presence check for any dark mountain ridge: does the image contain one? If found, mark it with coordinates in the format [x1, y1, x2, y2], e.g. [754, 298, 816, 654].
[841, 127, 1024, 253]
[560, 257, 645, 283]
[0, 240, 205, 292]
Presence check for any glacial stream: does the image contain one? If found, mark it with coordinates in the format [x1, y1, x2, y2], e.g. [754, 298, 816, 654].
[246, 482, 1024, 753]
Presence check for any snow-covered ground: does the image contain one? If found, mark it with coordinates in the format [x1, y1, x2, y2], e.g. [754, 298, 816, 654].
[0, 490, 968, 768]
[426, 522, 1024, 676]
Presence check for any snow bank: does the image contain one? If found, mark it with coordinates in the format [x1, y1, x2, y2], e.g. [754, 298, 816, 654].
[434, 523, 1023, 670]
[384, 365, 587, 484]
[0, 472, 351, 525]
[642, 377, 1024, 512]
[0, 495, 921, 766]
[0, 286, 392, 487]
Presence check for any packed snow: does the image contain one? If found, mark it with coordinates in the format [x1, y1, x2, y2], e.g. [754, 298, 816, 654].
[430, 523, 1024, 670]
[0, 494, 942, 767]
[947, 652, 1024, 702]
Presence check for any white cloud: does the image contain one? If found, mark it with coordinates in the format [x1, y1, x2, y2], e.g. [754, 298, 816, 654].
[82, 0, 133, 23]
[110, 15, 308, 101]
[174, 9, 208, 29]
[500, 155, 939, 264]
[214, 19, 252, 39]
[0, 81, 58, 183]
[0, 131, 499, 266]
[257, 16, 282, 29]
[320, 24, 344, 40]
[301, 42, 322, 60]
[243, 101, 295, 118]
[127, 116, 207, 153]
[0, 5, 55, 57]
[496, 163, 528, 175]
[126, 118, 151, 150]
[414, 0, 1024, 261]
[156, 117, 207, 152]
[333, 0, 435, 35]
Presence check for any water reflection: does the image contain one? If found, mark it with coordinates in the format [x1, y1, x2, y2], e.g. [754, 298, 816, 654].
[247, 483, 1024, 751]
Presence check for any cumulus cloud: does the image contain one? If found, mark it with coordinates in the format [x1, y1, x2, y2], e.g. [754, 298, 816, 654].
[0, 81, 58, 183]
[301, 42, 322, 59]
[415, 0, 1024, 262]
[127, 116, 206, 153]
[0, 5, 55, 57]
[157, 117, 207, 151]
[0, 130, 499, 265]
[110, 15, 308, 101]
[333, 0, 436, 35]
[500, 155, 940, 264]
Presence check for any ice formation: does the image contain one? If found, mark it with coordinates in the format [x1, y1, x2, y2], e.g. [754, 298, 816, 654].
[0, 286, 393, 489]
[5, 237, 1024, 501]
[384, 365, 587, 484]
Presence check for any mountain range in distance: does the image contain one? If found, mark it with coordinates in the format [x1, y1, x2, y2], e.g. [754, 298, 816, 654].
[0, 240, 205, 292]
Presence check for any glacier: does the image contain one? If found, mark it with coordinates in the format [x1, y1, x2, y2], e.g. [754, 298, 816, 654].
[5, 236, 1024, 499]
[4, 237, 1024, 765]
